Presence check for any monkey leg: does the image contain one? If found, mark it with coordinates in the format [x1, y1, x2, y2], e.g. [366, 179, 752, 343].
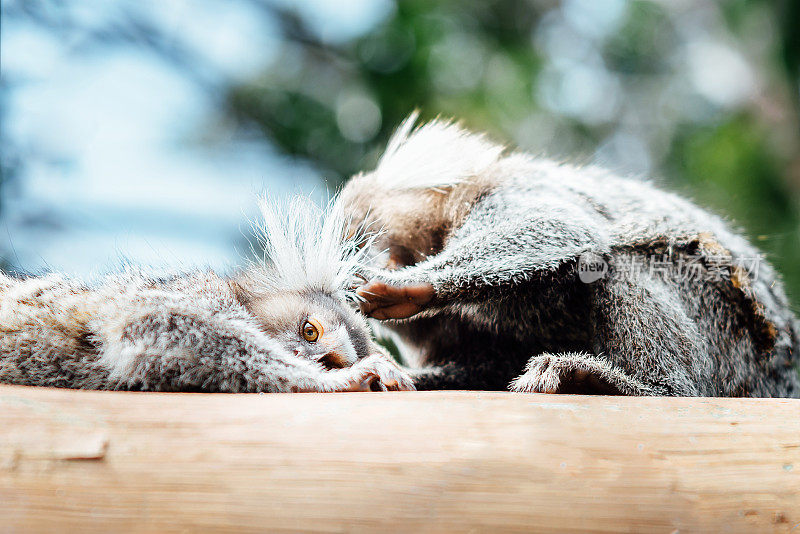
[356, 197, 609, 320]
[509, 352, 659, 395]
[586, 266, 709, 396]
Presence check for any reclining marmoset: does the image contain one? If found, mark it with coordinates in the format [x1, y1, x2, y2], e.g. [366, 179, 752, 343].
[0, 197, 413, 393]
[340, 115, 800, 397]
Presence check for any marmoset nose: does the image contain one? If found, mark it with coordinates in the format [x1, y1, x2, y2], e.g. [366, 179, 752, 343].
[320, 351, 348, 369]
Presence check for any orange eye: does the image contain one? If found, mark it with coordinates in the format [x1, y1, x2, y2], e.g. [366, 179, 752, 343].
[301, 318, 323, 343]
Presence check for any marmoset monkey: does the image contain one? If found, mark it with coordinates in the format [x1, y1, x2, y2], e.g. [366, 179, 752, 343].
[340, 114, 800, 397]
[0, 197, 413, 393]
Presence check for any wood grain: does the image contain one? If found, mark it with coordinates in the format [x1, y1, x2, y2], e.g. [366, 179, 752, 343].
[1, 386, 798, 533]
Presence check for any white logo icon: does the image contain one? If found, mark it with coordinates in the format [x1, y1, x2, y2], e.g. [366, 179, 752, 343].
[578, 252, 608, 283]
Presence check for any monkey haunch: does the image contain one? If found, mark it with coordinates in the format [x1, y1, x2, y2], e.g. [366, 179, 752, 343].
[341, 116, 800, 397]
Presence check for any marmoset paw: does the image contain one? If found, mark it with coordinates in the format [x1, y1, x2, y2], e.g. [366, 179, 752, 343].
[345, 354, 416, 392]
[509, 353, 623, 395]
[509, 355, 564, 394]
[356, 280, 435, 320]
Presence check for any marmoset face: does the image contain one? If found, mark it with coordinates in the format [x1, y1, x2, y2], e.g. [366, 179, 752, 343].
[247, 291, 373, 369]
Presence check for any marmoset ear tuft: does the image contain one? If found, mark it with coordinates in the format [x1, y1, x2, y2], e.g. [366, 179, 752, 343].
[374, 112, 505, 190]
[245, 195, 378, 300]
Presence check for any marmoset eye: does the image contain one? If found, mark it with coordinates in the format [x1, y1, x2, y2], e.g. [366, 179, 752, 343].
[301, 318, 323, 343]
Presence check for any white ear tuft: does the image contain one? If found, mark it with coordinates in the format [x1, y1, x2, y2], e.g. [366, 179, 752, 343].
[248, 195, 376, 299]
[374, 113, 505, 190]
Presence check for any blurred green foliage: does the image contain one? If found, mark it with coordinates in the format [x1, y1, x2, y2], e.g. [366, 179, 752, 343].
[226, 0, 548, 180]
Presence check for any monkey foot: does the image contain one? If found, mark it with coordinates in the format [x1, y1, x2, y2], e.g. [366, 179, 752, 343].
[509, 353, 641, 395]
[509, 354, 570, 394]
[340, 354, 416, 392]
[356, 280, 435, 320]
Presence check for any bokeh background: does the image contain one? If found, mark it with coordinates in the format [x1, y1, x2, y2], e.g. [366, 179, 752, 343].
[2, 0, 799, 305]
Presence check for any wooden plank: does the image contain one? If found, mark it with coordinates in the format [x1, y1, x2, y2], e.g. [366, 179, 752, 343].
[0, 386, 798, 533]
